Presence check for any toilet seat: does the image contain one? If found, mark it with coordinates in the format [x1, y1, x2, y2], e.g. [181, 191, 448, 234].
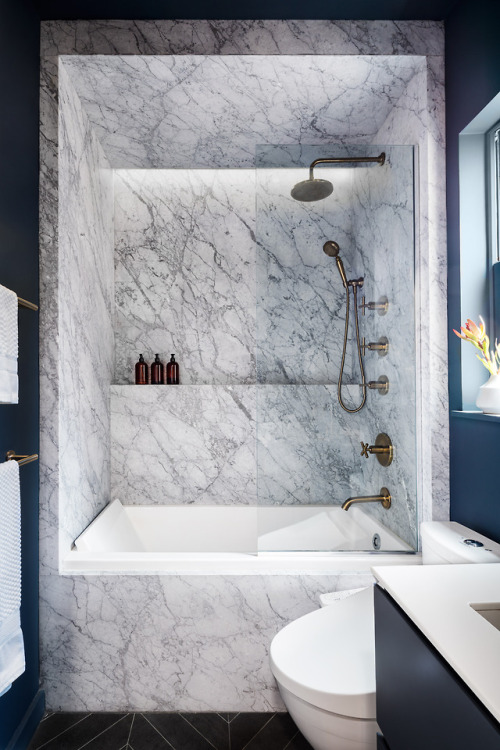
[270, 586, 376, 720]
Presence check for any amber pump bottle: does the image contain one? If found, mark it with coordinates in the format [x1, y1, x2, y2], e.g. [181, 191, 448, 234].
[151, 354, 164, 384]
[166, 354, 179, 385]
[135, 354, 148, 384]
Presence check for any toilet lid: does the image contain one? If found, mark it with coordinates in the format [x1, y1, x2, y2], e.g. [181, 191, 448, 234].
[270, 586, 376, 719]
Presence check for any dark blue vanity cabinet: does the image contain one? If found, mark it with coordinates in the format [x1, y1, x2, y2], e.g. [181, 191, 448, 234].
[374, 584, 500, 750]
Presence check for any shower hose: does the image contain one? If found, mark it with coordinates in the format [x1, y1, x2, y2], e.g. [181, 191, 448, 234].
[337, 283, 367, 413]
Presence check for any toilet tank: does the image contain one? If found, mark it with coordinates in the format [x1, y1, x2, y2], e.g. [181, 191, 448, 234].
[421, 521, 500, 564]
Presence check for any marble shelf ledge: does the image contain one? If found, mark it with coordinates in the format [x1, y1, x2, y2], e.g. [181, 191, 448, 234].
[112, 383, 344, 388]
[451, 410, 500, 423]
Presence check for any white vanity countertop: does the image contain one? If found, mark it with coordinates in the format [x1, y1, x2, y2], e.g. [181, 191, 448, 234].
[371, 563, 500, 724]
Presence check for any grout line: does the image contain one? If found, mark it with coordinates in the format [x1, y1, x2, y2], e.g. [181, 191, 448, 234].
[142, 715, 177, 749]
[35, 714, 92, 749]
[126, 713, 135, 747]
[240, 714, 276, 750]
[179, 714, 218, 749]
[76, 714, 130, 750]
[227, 713, 240, 725]
[283, 730, 302, 749]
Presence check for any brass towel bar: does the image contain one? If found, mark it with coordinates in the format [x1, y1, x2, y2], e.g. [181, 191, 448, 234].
[17, 297, 38, 311]
[6, 451, 39, 466]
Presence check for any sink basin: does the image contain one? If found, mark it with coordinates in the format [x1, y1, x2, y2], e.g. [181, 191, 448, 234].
[470, 603, 500, 631]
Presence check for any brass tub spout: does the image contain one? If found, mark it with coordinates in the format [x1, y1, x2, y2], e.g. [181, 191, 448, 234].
[342, 487, 391, 511]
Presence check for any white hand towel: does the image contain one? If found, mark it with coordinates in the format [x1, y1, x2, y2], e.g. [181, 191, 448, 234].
[0, 461, 25, 695]
[0, 285, 18, 404]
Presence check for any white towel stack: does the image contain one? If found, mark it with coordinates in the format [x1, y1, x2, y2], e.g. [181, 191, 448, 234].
[0, 460, 25, 696]
[0, 285, 19, 404]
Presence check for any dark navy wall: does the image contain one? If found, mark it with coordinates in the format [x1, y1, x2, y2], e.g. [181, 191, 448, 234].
[34, 0, 458, 20]
[446, 0, 500, 542]
[0, 1, 44, 748]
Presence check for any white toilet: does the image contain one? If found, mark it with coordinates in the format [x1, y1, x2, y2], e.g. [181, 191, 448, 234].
[269, 522, 500, 750]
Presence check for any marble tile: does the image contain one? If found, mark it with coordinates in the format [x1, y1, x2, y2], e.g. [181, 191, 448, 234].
[41, 20, 443, 58]
[114, 170, 256, 385]
[375, 58, 449, 526]
[39, 572, 371, 712]
[58, 65, 115, 552]
[60, 55, 421, 169]
[110, 385, 257, 505]
[38, 19, 447, 714]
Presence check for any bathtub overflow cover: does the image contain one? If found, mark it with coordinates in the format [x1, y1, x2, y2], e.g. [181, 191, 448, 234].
[372, 533, 381, 550]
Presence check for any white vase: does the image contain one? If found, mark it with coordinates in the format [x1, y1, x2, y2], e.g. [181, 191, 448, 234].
[476, 373, 500, 415]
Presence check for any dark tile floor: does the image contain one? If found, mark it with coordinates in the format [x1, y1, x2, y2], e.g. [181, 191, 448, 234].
[28, 711, 314, 750]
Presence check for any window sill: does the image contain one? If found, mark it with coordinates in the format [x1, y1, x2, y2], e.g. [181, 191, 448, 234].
[451, 410, 500, 423]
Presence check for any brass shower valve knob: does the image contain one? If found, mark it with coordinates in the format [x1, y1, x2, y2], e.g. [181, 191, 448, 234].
[359, 433, 394, 467]
[360, 295, 389, 316]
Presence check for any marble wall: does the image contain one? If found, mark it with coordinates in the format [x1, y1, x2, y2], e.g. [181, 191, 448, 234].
[39, 20, 447, 712]
[374, 60, 449, 525]
[58, 64, 115, 555]
[39, 571, 373, 712]
[113, 169, 256, 385]
[58, 55, 420, 169]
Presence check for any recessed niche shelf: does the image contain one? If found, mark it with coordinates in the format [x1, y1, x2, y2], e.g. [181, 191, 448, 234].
[451, 410, 500, 423]
[111, 382, 344, 388]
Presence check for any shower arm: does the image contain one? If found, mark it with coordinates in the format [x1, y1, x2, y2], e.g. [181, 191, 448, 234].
[308, 153, 385, 180]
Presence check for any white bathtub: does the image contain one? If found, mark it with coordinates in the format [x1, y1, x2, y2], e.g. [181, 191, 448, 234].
[63, 499, 418, 575]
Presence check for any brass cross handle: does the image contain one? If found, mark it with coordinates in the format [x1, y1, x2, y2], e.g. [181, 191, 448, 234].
[360, 442, 370, 458]
[359, 434, 394, 467]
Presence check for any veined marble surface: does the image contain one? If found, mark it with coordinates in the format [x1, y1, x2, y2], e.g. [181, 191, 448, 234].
[111, 385, 257, 505]
[39, 19, 446, 712]
[114, 170, 256, 385]
[375, 58, 449, 527]
[41, 20, 443, 57]
[40, 571, 374, 712]
[60, 55, 421, 169]
[58, 64, 115, 554]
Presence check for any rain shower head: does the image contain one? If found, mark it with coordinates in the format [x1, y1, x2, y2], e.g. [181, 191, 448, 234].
[290, 177, 333, 202]
[291, 153, 385, 203]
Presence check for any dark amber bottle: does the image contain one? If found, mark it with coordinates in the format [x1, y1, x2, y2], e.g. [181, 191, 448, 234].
[151, 354, 164, 384]
[135, 354, 148, 384]
[166, 354, 179, 385]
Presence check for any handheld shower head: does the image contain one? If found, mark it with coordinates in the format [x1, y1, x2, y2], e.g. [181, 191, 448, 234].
[323, 241, 348, 289]
[323, 241, 340, 257]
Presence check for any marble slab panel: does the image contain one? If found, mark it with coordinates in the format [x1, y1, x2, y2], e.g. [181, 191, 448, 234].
[114, 169, 256, 385]
[39, 19, 447, 715]
[375, 60, 449, 527]
[110, 385, 257, 505]
[41, 20, 444, 58]
[40, 571, 374, 712]
[60, 55, 421, 168]
[58, 64, 115, 552]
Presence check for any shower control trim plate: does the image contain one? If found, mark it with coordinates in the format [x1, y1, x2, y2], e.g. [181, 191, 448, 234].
[361, 336, 389, 357]
[360, 433, 394, 467]
[366, 375, 389, 395]
[361, 295, 389, 316]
